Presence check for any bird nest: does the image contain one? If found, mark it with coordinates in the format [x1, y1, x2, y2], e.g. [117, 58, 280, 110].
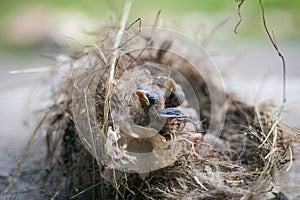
[5, 25, 296, 200]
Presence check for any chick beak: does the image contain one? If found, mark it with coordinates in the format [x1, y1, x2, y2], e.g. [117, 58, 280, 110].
[166, 88, 172, 97]
[166, 79, 176, 97]
[136, 90, 150, 106]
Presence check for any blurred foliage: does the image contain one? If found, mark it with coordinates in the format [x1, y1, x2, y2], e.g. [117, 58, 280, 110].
[0, 0, 299, 53]
[1, 0, 299, 16]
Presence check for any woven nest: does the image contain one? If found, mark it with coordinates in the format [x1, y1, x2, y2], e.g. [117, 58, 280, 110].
[37, 25, 297, 200]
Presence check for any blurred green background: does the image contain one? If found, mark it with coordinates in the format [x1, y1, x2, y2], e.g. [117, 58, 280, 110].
[0, 0, 299, 54]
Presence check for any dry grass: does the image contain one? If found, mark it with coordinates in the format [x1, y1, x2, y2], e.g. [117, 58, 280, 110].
[39, 26, 297, 199]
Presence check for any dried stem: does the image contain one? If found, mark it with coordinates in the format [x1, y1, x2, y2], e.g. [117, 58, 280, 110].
[103, 0, 133, 134]
[259, 0, 286, 103]
[234, 0, 245, 34]
[70, 183, 101, 199]
[234, 0, 286, 103]
[286, 145, 293, 172]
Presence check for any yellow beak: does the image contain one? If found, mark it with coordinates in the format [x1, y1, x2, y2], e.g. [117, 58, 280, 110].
[136, 90, 150, 106]
[166, 79, 175, 97]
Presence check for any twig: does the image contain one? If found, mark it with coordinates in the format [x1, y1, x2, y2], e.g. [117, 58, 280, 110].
[152, 10, 162, 28]
[50, 181, 68, 200]
[118, 17, 142, 49]
[103, 0, 133, 134]
[125, 10, 162, 69]
[258, 119, 279, 149]
[234, 0, 287, 103]
[126, 17, 141, 30]
[9, 66, 55, 74]
[286, 145, 293, 172]
[234, 0, 245, 34]
[61, 34, 85, 48]
[259, 0, 286, 104]
[70, 183, 101, 199]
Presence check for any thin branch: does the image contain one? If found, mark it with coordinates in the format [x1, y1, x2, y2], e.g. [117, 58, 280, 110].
[259, 0, 287, 104]
[286, 145, 293, 172]
[9, 66, 54, 74]
[234, 0, 245, 34]
[125, 10, 162, 69]
[258, 119, 279, 149]
[117, 17, 142, 49]
[61, 34, 85, 48]
[153, 10, 162, 28]
[70, 183, 101, 199]
[103, 0, 133, 134]
[126, 17, 141, 30]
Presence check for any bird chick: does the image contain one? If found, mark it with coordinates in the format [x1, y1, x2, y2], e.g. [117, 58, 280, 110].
[135, 85, 189, 139]
[135, 89, 164, 111]
[165, 79, 186, 108]
[134, 87, 165, 129]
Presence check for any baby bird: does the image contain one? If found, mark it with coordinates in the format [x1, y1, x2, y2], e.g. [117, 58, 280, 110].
[135, 80, 189, 138]
[135, 88, 164, 111]
[135, 86, 165, 129]
[164, 79, 185, 108]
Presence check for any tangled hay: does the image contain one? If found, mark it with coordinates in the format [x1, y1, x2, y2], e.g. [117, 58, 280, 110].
[37, 24, 297, 200]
